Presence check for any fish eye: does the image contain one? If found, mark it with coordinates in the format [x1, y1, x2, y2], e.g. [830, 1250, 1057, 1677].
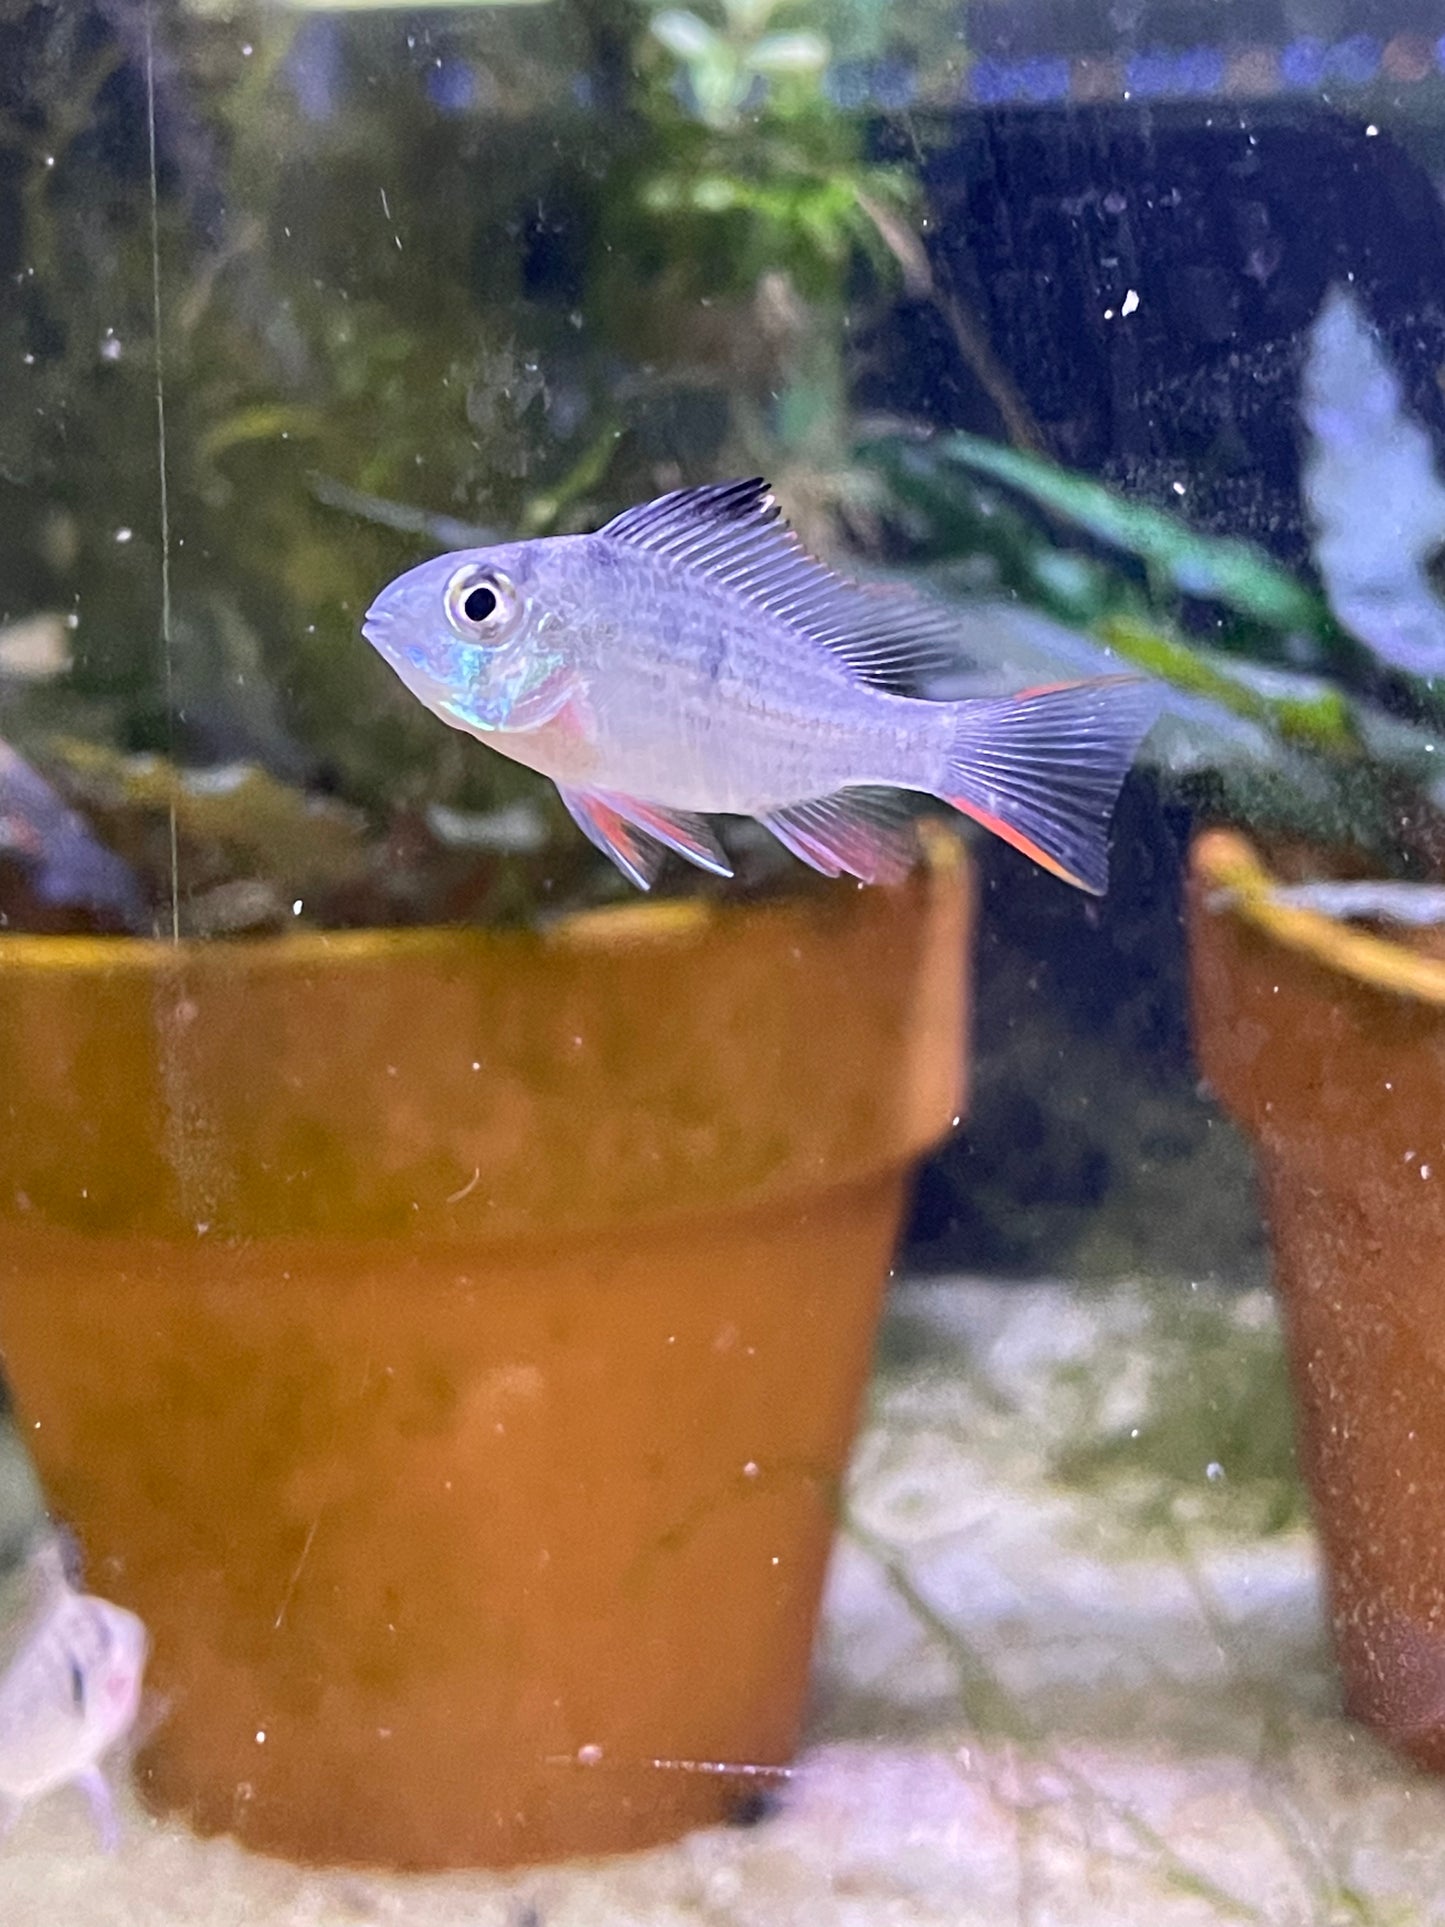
[443, 564, 518, 643]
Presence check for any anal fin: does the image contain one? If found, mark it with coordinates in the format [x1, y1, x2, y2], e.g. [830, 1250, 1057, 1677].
[760, 791, 918, 885]
[557, 786, 733, 892]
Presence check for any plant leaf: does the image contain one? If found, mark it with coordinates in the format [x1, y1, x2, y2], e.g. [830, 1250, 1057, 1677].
[748, 31, 828, 73]
[1302, 285, 1445, 678]
[649, 9, 718, 61]
[936, 431, 1327, 635]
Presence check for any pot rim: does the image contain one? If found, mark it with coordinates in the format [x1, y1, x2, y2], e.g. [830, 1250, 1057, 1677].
[1193, 827, 1445, 1006]
[0, 823, 965, 978]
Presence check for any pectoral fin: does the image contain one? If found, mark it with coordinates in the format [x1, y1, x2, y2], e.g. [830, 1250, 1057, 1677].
[558, 787, 733, 891]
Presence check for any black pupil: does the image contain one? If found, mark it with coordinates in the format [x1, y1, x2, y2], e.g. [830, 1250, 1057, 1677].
[462, 582, 498, 625]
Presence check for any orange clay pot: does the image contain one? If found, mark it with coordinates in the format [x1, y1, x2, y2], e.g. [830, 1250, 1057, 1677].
[0, 830, 968, 1871]
[1189, 828, 1445, 1772]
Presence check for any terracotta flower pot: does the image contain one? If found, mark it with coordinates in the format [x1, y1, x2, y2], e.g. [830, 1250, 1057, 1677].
[1188, 828, 1445, 1771]
[0, 831, 968, 1871]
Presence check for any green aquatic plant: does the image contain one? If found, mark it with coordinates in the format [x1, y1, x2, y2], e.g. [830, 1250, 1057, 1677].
[595, 0, 925, 532]
[648, 0, 831, 133]
[639, 0, 914, 291]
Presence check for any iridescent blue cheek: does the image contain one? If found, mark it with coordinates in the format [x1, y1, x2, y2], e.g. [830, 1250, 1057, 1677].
[453, 644, 491, 690]
[434, 644, 515, 732]
[455, 686, 516, 731]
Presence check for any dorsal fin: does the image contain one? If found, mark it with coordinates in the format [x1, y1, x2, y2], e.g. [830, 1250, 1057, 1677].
[600, 479, 962, 690]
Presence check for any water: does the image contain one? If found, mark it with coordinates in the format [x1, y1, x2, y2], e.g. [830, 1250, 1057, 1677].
[0, 0, 1443, 1917]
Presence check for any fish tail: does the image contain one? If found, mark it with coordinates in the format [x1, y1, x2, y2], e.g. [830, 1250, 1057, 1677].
[935, 676, 1161, 894]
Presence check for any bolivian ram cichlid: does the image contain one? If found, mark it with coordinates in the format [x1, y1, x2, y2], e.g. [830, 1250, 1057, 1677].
[0, 1539, 147, 1849]
[362, 478, 1160, 891]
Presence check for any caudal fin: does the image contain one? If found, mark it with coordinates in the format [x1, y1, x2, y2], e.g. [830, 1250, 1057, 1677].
[939, 677, 1160, 894]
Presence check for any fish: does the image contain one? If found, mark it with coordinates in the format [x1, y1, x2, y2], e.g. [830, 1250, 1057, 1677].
[362, 478, 1160, 892]
[0, 1538, 148, 1849]
[0, 742, 146, 932]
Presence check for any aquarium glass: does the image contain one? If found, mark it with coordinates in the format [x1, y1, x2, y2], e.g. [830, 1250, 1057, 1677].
[0, 0, 1443, 1919]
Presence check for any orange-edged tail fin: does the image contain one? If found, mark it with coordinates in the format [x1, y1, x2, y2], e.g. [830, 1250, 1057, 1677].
[938, 676, 1161, 895]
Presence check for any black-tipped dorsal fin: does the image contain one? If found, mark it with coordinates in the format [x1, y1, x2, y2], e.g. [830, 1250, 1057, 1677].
[600, 480, 962, 690]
